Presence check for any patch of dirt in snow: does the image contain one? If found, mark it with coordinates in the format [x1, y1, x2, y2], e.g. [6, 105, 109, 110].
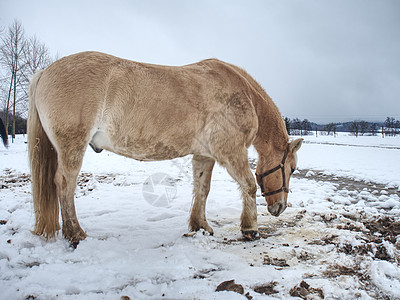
[76, 172, 117, 196]
[0, 170, 125, 194]
[309, 215, 400, 261]
[293, 168, 400, 199]
[253, 281, 279, 295]
[289, 280, 324, 299]
[0, 169, 30, 189]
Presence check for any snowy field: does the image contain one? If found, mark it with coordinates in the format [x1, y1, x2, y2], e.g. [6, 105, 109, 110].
[1, 133, 400, 299]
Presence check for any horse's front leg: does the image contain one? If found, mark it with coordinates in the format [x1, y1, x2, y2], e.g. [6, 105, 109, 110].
[221, 151, 258, 240]
[189, 155, 215, 235]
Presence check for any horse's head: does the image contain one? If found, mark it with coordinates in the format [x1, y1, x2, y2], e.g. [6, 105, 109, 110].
[255, 138, 303, 216]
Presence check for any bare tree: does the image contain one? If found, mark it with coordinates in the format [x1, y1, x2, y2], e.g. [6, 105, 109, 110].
[0, 21, 53, 140]
[0, 70, 8, 120]
[359, 120, 369, 136]
[385, 117, 395, 136]
[395, 120, 400, 136]
[24, 35, 53, 75]
[291, 118, 302, 135]
[301, 119, 312, 136]
[349, 121, 359, 137]
[283, 116, 291, 135]
[324, 123, 337, 136]
[0, 20, 27, 140]
[18, 35, 53, 115]
[0, 26, 5, 119]
[370, 123, 378, 136]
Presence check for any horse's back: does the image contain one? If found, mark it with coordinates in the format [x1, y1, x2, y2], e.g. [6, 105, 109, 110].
[33, 52, 258, 160]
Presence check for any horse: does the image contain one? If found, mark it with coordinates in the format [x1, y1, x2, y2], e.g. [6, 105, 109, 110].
[28, 51, 303, 245]
[0, 117, 8, 148]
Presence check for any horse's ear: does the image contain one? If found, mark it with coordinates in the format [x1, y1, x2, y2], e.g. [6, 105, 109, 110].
[289, 138, 303, 153]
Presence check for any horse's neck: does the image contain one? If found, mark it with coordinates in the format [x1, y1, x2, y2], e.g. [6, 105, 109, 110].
[252, 93, 288, 154]
[224, 63, 288, 154]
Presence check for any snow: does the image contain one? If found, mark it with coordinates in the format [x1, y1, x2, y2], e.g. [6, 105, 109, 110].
[298, 133, 400, 188]
[370, 260, 400, 298]
[1, 133, 400, 299]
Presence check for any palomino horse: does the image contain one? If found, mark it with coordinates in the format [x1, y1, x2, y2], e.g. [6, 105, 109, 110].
[28, 52, 302, 245]
[0, 117, 8, 148]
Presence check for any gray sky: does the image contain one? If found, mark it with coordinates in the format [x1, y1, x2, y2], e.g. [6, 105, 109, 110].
[1, 0, 399, 123]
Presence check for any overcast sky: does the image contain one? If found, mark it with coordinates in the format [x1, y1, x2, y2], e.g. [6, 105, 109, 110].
[1, 0, 399, 123]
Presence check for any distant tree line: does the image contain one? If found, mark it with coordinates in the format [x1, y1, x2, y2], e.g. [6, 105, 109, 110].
[348, 118, 400, 137]
[284, 116, 399, 137]
[348, 120, 379, 137]
[284, 117, 313, 136]
[384, 117, 400, 136]
[0, 19, 54, 141]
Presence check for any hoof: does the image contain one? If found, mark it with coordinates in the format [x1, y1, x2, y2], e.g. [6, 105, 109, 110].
[63, 228, 87, 248]
[183, 229, 213, 238]
[188, 221, 214, 236]
[242, 230, 259, 241]
[69, 241, 80, 249]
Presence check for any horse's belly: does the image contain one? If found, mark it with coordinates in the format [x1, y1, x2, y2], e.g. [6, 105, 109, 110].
[115, 141, 191, 161]
[90, 130, 191, 161]
[127, 141, 190, 161]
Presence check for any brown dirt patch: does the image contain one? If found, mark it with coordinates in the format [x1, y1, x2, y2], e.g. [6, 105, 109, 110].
[215, 279, 244, 294]
[253, 281, 278, 295]
[289, 280, 324, 299]
[263, 255, 289, 267]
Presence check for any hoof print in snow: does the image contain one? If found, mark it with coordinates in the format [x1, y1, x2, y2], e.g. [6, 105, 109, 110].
[253, 281, 279, 295]
[216, 279, 244, 295]
[289, 280, 324, 299]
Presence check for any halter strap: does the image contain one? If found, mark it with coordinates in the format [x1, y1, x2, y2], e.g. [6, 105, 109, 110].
[256, 145, 290, 197]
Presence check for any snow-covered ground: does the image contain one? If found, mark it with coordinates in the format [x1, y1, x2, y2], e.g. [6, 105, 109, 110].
[1, 133, 400, 299]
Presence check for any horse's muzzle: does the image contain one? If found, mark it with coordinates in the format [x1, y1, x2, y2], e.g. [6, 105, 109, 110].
[268, 202, 286, 216]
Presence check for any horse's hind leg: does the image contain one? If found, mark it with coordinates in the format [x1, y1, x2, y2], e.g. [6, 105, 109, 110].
[189, 155, 215, 235]
[219, 149, 258, 239]
[54, 143, 87, 246]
